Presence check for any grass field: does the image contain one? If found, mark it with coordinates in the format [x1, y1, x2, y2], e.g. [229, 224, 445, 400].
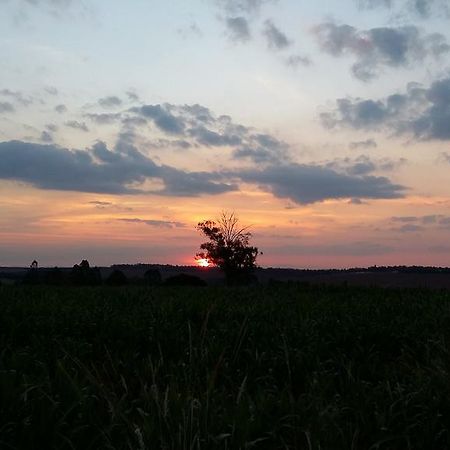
[1, 284, 450, 449]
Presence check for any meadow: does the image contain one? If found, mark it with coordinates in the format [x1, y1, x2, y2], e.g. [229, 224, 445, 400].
[1, 283, 450, 449]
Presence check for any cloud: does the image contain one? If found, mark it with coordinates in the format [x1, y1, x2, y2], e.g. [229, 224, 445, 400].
[314, 23, 449, 80]
[118, 218, 186, 229]
[391, 214, 450, 227]
[357, 0, 449, 18]
[286, 54, 312, 68]
[0, 102, 15, 114]
[321, 77, 450, 140]
[0, 140, 236, 196]
[44, 86, 58, 96]
[262, 20, 291, 50]
[85, 113, 122, 124]
[0, 89, 33, 106]
[131, 104, 185, 135]
[328, 155, 406, 175]
[98, 96, 122, 108]
[46, 123, 58, 132]
[40, 130, 53, 143]
[55, 104, 67, 113]
[225, 16, 251, 42]
[349, 139, 377, 150]
[217, 0, 275, 15]
[236, 163, 405, 204]
[65, 120, 89, 132]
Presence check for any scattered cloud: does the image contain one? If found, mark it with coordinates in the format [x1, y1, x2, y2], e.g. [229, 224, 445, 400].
[262, 20, 291, 50]
[314, 23, 449, 80]
[44, 86, 58, 96]
[321, 77, 450, 140]
[98, 96, 122, 108]
[65, 120, 89, 132]
[0, 88, 33, 106]
[349, 139, 377, 150]
[286, 54, 312, 68]
[225, 16, 251, 42]
[118, 218, 186, 228]
[216, 0, 275, 15]
[40, 130, 53, 143]
[235, 163, 405, 204]
[85, 113, 122, 124]
[55, 104, 67, 113]
[0, 140, 236, 197]
[356, 0, 449, 18]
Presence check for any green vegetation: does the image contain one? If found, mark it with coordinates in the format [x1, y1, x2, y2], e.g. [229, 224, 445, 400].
[1, 284, 450, 449]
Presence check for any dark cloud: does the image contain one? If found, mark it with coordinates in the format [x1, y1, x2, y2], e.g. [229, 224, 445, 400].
[225, 16, 251, 42]
[236, 163, 405, 204]
[55, 104, 67, 113]
[189, 125, 242, 146]
[232, 133, 289, 163]
[322, 77, 450, 140]
[118, 218, 186, 229]
[314, 23, 449, 80]
[98, 96, 122, 108]
[0, 102, 15, 114]
[0, 140, 236, 197]
[326, 155, 405, 177]
[65, 120, 89, 132]
[349, 139, 377, 150]
[85, 113, 122, 124]
[131, 104, 185, 135]
[262, 20, 291, 50]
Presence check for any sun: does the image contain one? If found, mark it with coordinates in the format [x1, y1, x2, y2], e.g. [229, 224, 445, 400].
[196, 258, 210, 268]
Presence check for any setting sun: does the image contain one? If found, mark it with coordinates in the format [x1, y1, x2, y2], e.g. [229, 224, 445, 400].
[196, 258, 210, 268]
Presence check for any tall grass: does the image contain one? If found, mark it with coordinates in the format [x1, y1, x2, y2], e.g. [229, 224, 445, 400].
[1, 284, 450, 449]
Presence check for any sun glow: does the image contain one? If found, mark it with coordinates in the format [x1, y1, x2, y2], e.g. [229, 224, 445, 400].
[196, 258, 210, 267]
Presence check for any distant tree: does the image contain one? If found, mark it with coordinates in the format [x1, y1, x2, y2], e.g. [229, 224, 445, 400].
[70, 260, 101, 286]
[196, 212, 260, 285]
[164, 273, 207, 287]
[105, 270, 128, 286]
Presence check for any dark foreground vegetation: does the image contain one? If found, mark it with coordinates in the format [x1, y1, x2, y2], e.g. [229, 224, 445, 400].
[1, 284, 450, 449]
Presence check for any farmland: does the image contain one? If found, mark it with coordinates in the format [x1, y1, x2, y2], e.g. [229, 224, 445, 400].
[1, 284, 450, 449]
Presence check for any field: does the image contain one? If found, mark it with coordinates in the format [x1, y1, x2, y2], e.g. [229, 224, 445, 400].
[1, 284, 450, 449]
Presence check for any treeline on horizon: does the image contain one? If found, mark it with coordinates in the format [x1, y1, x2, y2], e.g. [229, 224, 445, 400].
[0, 260, 207, 288]
[112, 263, 450, 274]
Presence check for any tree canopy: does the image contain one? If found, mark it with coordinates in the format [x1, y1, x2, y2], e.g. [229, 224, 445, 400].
[196, 212, 259, 284]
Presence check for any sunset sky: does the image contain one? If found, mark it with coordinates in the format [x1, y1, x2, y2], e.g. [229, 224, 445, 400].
[1, 0, 450, 268]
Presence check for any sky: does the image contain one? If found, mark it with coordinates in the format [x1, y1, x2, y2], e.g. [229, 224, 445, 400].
[0, 0, 450, 268]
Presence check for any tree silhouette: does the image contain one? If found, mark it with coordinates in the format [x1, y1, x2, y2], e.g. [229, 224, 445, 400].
[196, 212, 259, 284]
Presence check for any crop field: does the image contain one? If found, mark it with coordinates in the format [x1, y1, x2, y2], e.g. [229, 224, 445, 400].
[1, 284, 450, 449]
